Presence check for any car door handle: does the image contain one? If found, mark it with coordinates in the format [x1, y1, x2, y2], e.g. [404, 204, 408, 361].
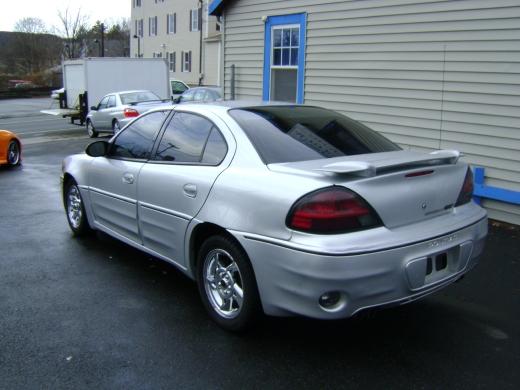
[183, 184, 197, 198]
[122, 173, 134, 184]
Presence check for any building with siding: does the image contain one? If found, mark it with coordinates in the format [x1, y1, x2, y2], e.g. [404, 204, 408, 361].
[131, 0, 222, 86]
[210, 0, 520, 225]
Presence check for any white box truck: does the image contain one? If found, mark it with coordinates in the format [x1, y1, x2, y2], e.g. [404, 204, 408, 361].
[42, 57, 170, 124]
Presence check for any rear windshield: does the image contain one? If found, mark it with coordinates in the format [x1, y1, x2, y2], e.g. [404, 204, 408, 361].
[120, 91, 161, 104]
[228, 106, 400, 164]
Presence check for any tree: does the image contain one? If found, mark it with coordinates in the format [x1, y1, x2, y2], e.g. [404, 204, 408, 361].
[55, 8, 89, 59]
[9, 18, 61, 74]
[14, 17, 47, 34]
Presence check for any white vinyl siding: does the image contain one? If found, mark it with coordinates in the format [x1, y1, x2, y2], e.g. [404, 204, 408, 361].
[222, 0, 520, 225]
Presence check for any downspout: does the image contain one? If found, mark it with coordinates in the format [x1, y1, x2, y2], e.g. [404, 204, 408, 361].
[198, 0, 203, 85]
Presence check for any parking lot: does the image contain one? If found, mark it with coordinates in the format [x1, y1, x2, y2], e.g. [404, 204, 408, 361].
[0, 97, 519, 389]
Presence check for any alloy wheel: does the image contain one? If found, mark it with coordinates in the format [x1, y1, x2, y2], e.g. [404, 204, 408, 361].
[203, 249, 244, 319]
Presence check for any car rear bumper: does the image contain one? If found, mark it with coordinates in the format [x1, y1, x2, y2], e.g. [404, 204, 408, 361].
[231, 216, 488, 319]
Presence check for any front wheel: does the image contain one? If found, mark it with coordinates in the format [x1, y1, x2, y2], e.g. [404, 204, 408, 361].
[65, 181, 91, 236]
[197, 235, 261, 332]
[7, 140, 21, 166]
[86, 120, 98, 138]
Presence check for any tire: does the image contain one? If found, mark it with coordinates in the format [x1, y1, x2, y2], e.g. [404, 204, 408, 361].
[112, 120, 121, 134]
[6, 140, 21, 166]
[197, 235, 261, 332]
[86, 120, 98, 138]
[64, 180, 91, 236]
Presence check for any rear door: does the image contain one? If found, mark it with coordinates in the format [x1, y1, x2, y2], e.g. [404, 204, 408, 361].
[88, 111, 169, 242]
[137, 110, 233, 266]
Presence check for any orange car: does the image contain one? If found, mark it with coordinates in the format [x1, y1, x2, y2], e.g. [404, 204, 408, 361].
[0, 130, 22, 166]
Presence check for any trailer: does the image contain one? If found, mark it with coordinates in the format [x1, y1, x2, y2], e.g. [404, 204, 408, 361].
[42, 58, 170, 125]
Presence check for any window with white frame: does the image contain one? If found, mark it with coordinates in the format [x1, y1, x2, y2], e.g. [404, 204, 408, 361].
[135, 19, 143, 37]
[134, 0, 142, 7]
[149, 16, 158, 36]
[167, 13, 176, 34]
[272, 26, 299, 67]
[270, 25, 300, 102]
[181, 51, 191, 72]
[190, 9, 200, 31]
[168, 52, 176, 72]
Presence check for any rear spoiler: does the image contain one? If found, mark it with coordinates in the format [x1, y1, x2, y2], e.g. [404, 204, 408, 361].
[314, 150, 462, 177]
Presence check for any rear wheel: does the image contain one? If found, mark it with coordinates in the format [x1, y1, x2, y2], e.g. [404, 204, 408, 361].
[65, 181, 91, 236]
[112, 120, 121, 134]
[197, 235, 261, 332]
[86, 120, 98, 138]
[6, 140, 20, 166]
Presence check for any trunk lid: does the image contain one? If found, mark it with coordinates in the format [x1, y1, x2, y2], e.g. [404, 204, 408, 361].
[268, 150, 468, 228]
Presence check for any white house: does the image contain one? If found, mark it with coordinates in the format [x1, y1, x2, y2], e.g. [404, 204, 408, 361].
[131, 0, 222, 86]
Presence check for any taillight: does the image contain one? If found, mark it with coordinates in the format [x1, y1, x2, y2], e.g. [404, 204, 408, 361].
[124, 108, 139, 118]
[455, 168, 473, 206]
[286, 187, 382, 234]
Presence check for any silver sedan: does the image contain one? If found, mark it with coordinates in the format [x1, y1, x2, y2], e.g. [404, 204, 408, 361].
[62, 102, 487, 331]
[86, 90, 165, 138]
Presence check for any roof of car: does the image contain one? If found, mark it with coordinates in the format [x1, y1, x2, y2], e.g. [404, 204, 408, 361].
[115, 90, 154, 95]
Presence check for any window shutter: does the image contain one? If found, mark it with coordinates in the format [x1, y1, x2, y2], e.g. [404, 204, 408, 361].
[173, 52, 176, 72]
[166, 15, 169, 34]
[189, 11, 192, 32]
[174, 13, 176, 34]
[189, 51, 192, 72]
[148, 18, 151, 36]
[181, 51, 184, 71]
[198, 8, 202, 31]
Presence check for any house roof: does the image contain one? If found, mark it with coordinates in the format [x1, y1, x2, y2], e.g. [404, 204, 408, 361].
[208, 0, 227, 16]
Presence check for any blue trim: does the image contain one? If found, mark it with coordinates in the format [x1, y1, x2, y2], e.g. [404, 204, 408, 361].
[262, 13, 306, 104]
[473, 167, 520, 205]
[208, 0, 225, 15]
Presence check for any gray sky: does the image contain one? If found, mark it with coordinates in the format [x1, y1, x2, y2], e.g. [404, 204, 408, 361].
[0, 0, 130, 32]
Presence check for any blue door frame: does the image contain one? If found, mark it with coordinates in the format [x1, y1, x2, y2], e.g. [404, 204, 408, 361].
[262, 13, 307, 104]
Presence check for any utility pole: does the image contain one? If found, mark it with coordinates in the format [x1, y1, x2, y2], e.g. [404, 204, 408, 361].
[100, 23, 105, 57]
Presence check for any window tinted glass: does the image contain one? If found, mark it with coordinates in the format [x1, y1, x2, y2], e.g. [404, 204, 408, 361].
[110, 111, 167, 159]
[229, 106, 400, 164]
[154, 112, 213, 162]
[202, 128, 227, 164]
[194, 89, 206, 101]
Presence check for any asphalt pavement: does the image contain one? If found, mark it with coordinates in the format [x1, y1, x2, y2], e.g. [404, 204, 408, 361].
[0, 98, 519, 389]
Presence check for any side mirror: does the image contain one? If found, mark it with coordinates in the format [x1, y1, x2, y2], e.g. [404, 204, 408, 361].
[90, 106, 98, 111]
[173, 96, 181, 104]
[86, 140, 109, 157]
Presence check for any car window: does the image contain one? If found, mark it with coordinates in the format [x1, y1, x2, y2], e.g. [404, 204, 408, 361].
[180, 90, 195, 102]
[107, 95, 116, 108]
[194, 89, 206, 101]
[98, 96, 109, 109]
[120, 91, 161, 105]
[228, 106, 401, 164]
[109, 111, 168, 159]
[171, 81, 188, 95]
[153, 112, 213, 163]
[201, 128, 228, 165]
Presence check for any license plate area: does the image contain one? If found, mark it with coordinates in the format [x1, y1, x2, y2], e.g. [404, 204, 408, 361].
[405, 241, 473, 290]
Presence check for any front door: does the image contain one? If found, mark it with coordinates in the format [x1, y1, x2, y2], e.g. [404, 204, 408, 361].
[88, 110, 169, 242]
[138, 110, 232, 266]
